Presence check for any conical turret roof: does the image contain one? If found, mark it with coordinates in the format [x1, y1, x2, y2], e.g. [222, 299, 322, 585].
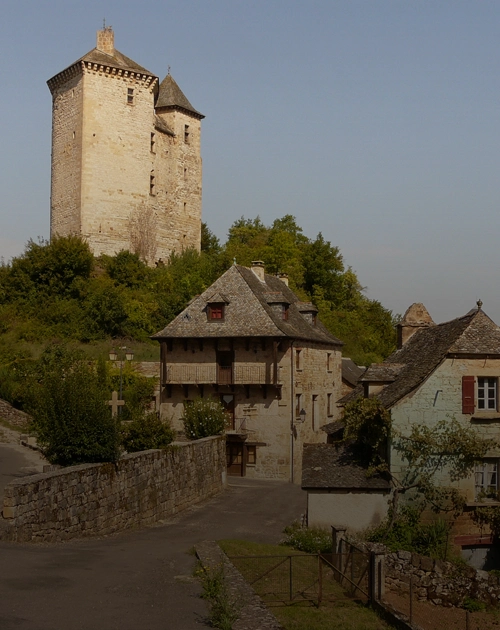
[156, 73, 204, 119]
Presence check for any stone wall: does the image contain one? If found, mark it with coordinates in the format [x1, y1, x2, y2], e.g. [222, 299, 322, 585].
[385, 548, 500, 607]
[0, 398, 31, 429]
[1, 436, 226, 542]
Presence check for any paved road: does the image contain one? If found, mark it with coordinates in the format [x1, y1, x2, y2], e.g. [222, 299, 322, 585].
[0, 442, 46, 498]
[0, 477, 306, 630]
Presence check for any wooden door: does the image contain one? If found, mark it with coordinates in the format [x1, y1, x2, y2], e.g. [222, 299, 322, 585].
[226, 441, 244, 476]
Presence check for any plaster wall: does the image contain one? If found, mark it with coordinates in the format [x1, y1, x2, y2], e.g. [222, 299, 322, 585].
[307, 489, 390, 531]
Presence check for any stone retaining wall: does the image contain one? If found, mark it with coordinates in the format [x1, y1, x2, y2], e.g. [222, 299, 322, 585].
[1, 436, 226, 542]
[0, 399, 31, 429]
[385, 549, 500, 607]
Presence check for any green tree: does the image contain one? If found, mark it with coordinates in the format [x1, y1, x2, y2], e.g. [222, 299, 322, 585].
[28, 346, 120, 466]
[121, 412, 175, 453]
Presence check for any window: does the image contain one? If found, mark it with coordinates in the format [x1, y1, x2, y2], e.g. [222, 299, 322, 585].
[295, 349, 302, 371]
[127, 88, 134, 105]
[312, 394, 318, 430]
[327, 353, 332, 372]
[150, 173, 155, 195]
[475, 460, 499, 501]
[478, 377, 497, 411]
[327, 393, 332, 417]
[150, 132, 156, 153]
[462, 376, 499, 414]
[184, 124, 190, 143]
[246, 445, 256, 466]
[295, 393, 302, 417]
[208, 303, 225, 321]
[281, 304, 289, 321]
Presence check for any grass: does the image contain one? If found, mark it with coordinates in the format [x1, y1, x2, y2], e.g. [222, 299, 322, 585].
[218, 540, 394, 630]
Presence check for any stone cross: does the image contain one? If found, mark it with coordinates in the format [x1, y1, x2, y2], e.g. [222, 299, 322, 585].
[108, 390, 125, 417]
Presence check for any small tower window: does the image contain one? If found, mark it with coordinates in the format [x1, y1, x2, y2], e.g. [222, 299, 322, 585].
[184, 124, 190, 143]
[150, 172, 156, 195]
[127, 88, 134, 105]
[150, 132, 156, 153]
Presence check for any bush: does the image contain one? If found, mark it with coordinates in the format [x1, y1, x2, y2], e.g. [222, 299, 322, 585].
[121, 412, 175, 453]
[182, 398, 227, 440]
[197, 562, 239, 630]
[280, 522, 332, 554]
[463, 596, 486, 612]
[28, 346, 120, 466]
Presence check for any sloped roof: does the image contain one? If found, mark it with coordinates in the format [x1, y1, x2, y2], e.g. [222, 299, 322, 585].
[341, 307, 500, 409]
[156, 74, 204, 119]
[342, 358, 365, 387]
[152, 264, 343, 345]
[302, 443, 390, 490]
[47, 47, 155, 90]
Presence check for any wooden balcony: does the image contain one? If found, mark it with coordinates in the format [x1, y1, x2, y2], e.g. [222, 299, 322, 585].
[163, 363, 280, 385]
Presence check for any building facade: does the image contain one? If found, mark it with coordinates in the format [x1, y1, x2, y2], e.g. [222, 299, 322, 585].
[152, 262, 344, 482]
[47, 27, 204, 264]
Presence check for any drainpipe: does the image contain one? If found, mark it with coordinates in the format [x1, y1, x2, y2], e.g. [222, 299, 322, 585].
[290, 340, 295, 483]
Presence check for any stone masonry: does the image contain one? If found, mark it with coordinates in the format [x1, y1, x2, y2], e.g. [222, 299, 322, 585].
[1, 436, 226, 542]
[0, 398, 31, 430]
[48, 28, 203, 264]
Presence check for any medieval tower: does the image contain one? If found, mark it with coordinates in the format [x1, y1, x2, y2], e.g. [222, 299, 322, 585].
[47, 27, 204, 263]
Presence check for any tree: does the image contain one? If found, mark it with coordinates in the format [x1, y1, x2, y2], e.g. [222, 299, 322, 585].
[342, 398, 495, 530]
[28, 346, 120, 466]
[121, 412, 175, 453]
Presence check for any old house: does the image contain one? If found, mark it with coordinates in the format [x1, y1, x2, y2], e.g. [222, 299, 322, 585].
[47, 27, 203, 263]
[320, 302, 500, 561]
[152, 261, 343, 482]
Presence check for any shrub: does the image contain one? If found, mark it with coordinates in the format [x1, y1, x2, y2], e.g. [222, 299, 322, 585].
[197, 562, 239, 630]
[182, 398, 227, 440]
[28, 346, 120, 466]
[463, 596, 486, 612]
[280, 522, 332, 554]
[121, 412, 175, 453]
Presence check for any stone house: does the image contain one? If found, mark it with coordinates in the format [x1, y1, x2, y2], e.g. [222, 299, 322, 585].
[47, 27, 203, 264]
[152, 261, 343, 482]
[333, 302, 500, 562]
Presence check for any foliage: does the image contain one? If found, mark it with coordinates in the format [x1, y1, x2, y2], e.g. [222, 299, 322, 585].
[121, 412, 175, 453]
[27, 346, 120, 466]
[183, 397, 228, 440]
[472, 505, 500, 538]
[197, 562, 239, 630]
[280, 522, 332, 554]
[367, 507, 451, 559]
[462, 596, 487, 612]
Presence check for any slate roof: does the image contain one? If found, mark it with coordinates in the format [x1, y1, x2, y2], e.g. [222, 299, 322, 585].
[152, 264, 343, 345]
[341, 307, 500, 409]
[342, 358, 365, 387]
[47, 47, 155, 90]
[156, 74, 204, 119]
[302, 443, 391, 490]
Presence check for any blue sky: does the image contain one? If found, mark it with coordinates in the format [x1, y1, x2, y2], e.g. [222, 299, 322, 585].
[1, 0, 500, 325]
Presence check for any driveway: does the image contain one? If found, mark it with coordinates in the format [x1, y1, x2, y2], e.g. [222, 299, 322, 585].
[0, 476, 306, 630]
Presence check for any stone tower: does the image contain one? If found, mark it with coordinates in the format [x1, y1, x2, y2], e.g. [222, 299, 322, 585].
[47, 27, 204, 263]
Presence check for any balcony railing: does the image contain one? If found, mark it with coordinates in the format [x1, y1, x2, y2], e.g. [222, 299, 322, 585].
[163, 363, 281, 385]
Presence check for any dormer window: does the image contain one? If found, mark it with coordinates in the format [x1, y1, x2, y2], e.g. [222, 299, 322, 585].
[281, 304, 289, 321]
[208, 303, 225, 321]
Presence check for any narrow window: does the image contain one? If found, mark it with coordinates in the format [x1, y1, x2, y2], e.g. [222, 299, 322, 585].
[478, 377, 498, 411]
[327, 393, 332, 416]
[295, 393, 302, 417]
[246, 445, 256, 465]
[184, 167, 187, 179]
[295, 349, 302, 371]
[127, 87, 134, 105]
[184, 124, 190, 143]
[281, 304, 289, 321]
[312, 395, 318, 430]
[327, 353, 332, 372]
[150, 132, 156, 153]
[184, 202, 187, 213]
[150, 172, 156, 195]
[475, 460, 499, 500]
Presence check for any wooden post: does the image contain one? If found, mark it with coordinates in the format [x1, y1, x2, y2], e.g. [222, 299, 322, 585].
[318, 554, 323, 605]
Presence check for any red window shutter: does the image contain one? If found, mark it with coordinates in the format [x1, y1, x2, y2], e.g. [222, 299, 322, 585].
[462, 376, 475, 414]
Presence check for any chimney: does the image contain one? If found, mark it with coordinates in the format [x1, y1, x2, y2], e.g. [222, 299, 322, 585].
[251, 261, 265, 282]
[97, 27, 114, 55]
[278, 273, 289, 287]
[397, 303, 435, 348]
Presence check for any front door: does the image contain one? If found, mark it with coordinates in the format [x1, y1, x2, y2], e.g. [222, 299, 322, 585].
[226, 440, 245, 476]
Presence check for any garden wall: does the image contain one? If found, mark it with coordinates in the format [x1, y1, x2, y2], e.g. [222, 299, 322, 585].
[1, 436, 226, 542]
[384, 548, 500, 607]
[0, 398, 31, 429]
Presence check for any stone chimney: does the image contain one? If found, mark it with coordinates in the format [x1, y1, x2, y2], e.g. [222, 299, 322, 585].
[397, 303, 435, 348]
[97, 27, 114, 55]
[251, 261, 265, 282]
[277, 273, 289, 287]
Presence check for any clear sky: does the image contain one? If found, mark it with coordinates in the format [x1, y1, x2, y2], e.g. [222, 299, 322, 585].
[1, 0, 500, 325]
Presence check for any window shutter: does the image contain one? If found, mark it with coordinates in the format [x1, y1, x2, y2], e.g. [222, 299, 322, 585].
[462, 376, 475, 414]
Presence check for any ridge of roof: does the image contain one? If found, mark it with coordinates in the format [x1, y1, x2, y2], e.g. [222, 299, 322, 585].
[156, 74, 204, 119]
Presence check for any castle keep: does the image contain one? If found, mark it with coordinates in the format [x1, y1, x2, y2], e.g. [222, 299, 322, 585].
[47, 27, 204, 263]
